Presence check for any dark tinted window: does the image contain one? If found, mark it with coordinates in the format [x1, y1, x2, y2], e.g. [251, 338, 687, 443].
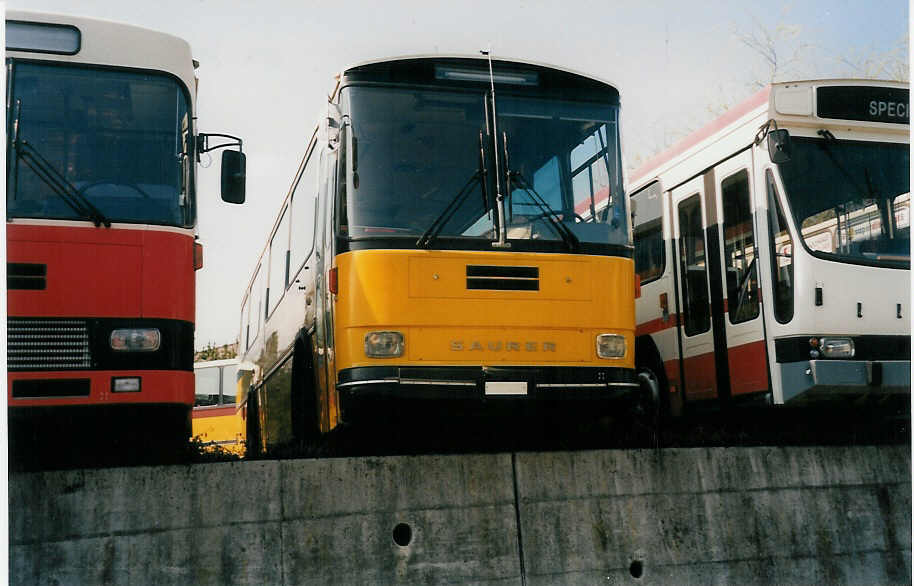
[344, 86, 628, 248]
[776, 137, 908, 267]
[8, 62, 192, 226]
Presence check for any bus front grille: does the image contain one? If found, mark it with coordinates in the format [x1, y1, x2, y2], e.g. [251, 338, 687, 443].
[7, 318, 92, 371]
[466, 265, 539, 291]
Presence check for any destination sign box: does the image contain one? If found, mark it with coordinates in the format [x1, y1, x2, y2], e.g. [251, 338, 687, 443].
[817, 86, 909, 124]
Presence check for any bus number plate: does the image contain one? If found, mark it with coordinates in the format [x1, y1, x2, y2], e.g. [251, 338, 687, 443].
[485, 381, 527, 396]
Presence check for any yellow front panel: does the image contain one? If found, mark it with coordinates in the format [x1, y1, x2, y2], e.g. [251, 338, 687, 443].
[192, 409, 245, 455]
[334, 249, 635, 370]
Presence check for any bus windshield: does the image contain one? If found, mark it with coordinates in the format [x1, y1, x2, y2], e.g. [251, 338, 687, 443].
[7, 62, 193, 227]
[342, 85, 628, 250]
[776, 136, 909, 268]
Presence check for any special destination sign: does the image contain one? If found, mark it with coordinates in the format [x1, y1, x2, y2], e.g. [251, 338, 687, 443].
[817, 86, 909, 124]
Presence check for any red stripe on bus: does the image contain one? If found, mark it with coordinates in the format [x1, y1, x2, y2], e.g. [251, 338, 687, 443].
[636, 313, 681, 336]
[8, 370, 194, 408]
[629, 86, 771, 184]
[192, 405, 238, 419]
[681, 351, 717, 400]
[728, 339, 769, 396]
[575, 186, 610, 216]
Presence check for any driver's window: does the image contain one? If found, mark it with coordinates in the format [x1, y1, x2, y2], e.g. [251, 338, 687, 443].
[570, 125, 611, 217]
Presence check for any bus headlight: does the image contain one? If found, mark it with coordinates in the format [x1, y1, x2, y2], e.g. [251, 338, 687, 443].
[365, 331, 404, 358]
[596, 334, 626, 359]
[819, 337, 855, 359]
[110, 328, 161, 352]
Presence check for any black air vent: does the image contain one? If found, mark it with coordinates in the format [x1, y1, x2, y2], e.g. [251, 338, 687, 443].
[8, 318, 91, 371]
[466, 265, 539, 291]
[8, 263, 47, 290]
[12, 379, 91, 399]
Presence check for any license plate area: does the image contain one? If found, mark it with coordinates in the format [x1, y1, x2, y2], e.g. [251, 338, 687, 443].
[484, 381, 527, 396]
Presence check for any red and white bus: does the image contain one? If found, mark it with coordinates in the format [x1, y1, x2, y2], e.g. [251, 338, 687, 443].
[631, 79, 909, 413]
[6, 12, 245, 454]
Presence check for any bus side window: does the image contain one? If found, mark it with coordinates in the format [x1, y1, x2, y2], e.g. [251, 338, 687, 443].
[765, 169, 794, 323]
[634, 220, 663, 283]
[678, 194, 711, 335]
[241, 295, 250, 351]
[194, 366, 219, 406]
[267, 206, 290, 317]
[632, 181, 664, 284]
[290, 147, 318, 278]
[222, 364, 239, 405]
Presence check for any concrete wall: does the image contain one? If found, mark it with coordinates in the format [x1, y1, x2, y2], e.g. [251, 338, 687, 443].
[10, 446, 910, 585]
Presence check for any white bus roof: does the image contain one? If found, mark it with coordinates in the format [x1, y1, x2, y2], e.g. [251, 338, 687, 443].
[7, 10, 197, 98]
[194, 358, 240, 370]
[630, 79, 909, 190]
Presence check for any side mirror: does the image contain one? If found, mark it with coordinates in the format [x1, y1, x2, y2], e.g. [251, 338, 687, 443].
[221, 150, 246, 204]
[768, 129, 792, 164]
[323, 102, 342, 147]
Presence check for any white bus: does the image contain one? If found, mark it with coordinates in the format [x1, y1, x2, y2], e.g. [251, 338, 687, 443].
[630, 79, 909, 414]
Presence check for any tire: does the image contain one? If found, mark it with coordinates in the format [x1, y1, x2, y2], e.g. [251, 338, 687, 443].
[636, 352, 671, 419]
[291, 345, 321, 444]
[245, 389, 261, 459]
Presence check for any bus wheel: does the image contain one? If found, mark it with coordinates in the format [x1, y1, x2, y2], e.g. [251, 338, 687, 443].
[636, 363, 666, 445]
[245, 390, 261, 459]
[292, 347, 321, 444]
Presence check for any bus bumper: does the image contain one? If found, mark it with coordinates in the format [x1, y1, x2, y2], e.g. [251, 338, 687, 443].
[338, 365, 639, 418]
[780, 360, 910, 403]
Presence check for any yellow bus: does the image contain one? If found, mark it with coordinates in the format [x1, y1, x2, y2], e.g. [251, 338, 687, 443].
[192, 358, 244, 454]
[239, 56, 639, 455]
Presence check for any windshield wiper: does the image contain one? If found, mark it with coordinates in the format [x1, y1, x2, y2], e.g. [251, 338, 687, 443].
[10, 100, 111, 227]
[13, 141, 112, 227]
[816, 129, 871, 199]
[416, 132, 489, 248]
[508, 170, 580, 252]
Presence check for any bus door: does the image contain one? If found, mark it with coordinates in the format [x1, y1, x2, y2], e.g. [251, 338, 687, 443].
[712, 152, 769, 399]
[671, 176, 718, 401]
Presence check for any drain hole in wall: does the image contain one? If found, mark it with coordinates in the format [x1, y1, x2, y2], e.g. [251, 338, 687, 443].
[629, 560, 643, 579]
[392, 523, 412, 547]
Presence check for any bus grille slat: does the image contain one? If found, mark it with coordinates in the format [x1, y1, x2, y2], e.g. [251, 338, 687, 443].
[466, 265, 540, 291]
[7, 318, 92, 371]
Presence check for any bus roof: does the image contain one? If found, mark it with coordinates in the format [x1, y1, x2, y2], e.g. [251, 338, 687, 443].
[6, 10, 197, 98]
[338, 54, 621, 96]
[630, 79, 909, 189]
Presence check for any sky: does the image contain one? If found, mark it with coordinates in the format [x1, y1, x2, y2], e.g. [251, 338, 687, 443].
[6, 0, 909, 349]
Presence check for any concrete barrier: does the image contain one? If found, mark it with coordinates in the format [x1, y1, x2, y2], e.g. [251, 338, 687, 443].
[514, 446, 911, 585]
[11, 454, 521, 585]
[9, 446, 910, 585]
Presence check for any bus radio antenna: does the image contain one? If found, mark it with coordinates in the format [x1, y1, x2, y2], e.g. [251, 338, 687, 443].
[482, 48, 510, 248]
